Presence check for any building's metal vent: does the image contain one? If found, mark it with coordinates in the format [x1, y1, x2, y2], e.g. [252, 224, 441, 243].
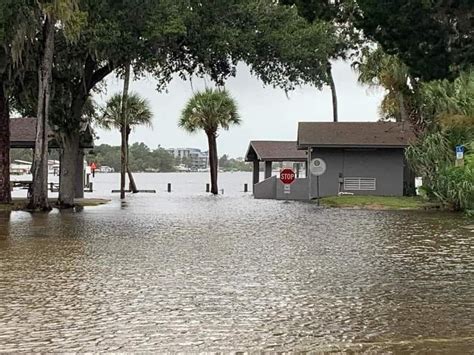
[344, 177, 376, 191]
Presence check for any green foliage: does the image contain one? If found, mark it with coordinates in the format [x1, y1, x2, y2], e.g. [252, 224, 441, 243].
[88, 143, 176, 173]
[0, 0, 38, 79]
[242, 1, 337, 90]
[179, 88, 240, 135]
[218, 154, 252, 172]
[280, 0, 362, 59]
[404, 68, 473, 212]
[39, 0, 85, 42]
[432, 163, 474, 211]
[10, 148, 32, 162]
[354, 0, 473, 80]
[320, 195, 427, 210]
[10, 148, 59, 162]
[99, 92, 153, 130]
[419, 69, 474, 124]
[354, 46, 413, 122]
[406, 127, 474, 211]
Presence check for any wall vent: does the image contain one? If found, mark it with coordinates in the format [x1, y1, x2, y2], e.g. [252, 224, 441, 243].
[344, 177, 376, 191]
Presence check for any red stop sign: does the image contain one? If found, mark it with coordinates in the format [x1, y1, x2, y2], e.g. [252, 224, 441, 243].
[280, 168, 295, 184]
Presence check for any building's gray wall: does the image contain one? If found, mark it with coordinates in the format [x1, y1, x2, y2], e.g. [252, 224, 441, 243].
[253, 176, 277, 199]
[254, 176, 309, 200]
[310, 148, 405, 197]
[276, 178, 308, 200]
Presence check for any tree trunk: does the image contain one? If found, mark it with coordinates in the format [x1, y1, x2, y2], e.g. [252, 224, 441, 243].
[327, 63, 338, 122]
[75, 148, 84, 199]
[398, 92, 408, 122]
[206, 131, 218, 195]
[29, 16, 55, 211]
[57, 94, 86, 208]
[120, 63, 131, 199]
[126, 127, 138, 193]
[0, 83, 11, 204]
[127, 168, 138, 192]
[58, 133, 79, 208]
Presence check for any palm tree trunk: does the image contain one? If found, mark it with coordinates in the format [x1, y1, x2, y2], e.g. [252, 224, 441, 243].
[0, 82, 11, 204]
[126, 127, 138, 193]
[29, 15, 55, 211]
[206, 131, 218, 195]
[327, 63, 338, 122]
[398, 92, 408, 122]
[120, 63, 131, 199]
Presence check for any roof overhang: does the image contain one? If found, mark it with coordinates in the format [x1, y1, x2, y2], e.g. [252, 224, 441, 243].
[245, 141, 307, 162]
[297, 121, 415, 149]
[297, 144, 408, 150]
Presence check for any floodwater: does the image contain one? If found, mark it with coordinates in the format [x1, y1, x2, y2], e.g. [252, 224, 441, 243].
[1, 172, 473, 352]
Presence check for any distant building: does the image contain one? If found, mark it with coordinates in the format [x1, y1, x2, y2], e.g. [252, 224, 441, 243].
[167, 147, 209, 171]
[98, 166, 115, 173]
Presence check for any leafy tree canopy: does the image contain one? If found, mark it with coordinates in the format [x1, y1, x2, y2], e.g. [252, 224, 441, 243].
[354, 0, 473, 80]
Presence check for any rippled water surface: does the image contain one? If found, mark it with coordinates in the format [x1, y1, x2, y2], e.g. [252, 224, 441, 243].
[1, 173, 473, 352]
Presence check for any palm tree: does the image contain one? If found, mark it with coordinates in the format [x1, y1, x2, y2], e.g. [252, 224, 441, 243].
[354, 47, 412, 123]
[179, 88, 240, 195]
[99, 92, 153, 193]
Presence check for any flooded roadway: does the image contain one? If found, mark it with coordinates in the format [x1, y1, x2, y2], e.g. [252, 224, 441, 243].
[0, 173, 473, 352]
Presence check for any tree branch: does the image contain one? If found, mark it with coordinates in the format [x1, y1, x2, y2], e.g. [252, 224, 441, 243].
[88, 62, 115, 91]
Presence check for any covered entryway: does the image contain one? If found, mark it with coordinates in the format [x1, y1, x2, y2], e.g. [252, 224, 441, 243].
[245, 141, 309, 200]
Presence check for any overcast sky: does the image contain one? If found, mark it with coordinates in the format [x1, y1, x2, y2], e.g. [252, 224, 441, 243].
[93, 60, 385, 158]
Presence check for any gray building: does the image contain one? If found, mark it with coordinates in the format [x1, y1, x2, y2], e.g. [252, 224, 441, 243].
[166, 147, 209, 170]
[247, 122, 416, 200]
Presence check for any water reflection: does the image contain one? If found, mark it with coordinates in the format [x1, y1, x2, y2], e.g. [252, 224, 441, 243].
[0, 173, 473, 352]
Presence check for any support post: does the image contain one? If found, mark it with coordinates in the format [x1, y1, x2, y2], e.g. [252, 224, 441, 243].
[167, 183, 171, 193]
[75, 149, 85, 199]
[316, 175, 320, 206]
[264, 161, 272, 179]
[252, 160, 260, 188]
[307, 148, 311, 200]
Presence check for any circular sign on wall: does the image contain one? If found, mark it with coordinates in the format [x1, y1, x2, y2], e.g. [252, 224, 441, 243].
[310, 158, 327, 176]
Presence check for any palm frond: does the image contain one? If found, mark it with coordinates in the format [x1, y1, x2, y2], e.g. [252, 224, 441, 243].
[98, 92, 153, 131]
[179, 88, 240, 134]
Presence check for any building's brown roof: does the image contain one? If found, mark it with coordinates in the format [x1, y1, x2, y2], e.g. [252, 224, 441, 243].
[10, 117, 55, 148]
[297, 122, 415, 148]
[10, 117, 94, 149]
[245, 141, 307, 162]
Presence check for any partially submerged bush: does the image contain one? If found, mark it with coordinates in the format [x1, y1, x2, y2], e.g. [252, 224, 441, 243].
[406, 127, 474, 212]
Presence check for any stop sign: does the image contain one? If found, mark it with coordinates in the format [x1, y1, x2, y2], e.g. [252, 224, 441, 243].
[280, 168, 295, 184]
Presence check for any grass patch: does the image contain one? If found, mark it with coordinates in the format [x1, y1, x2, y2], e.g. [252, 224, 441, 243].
[0, 198, 110, 211]
[319, 195, 430, 210]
